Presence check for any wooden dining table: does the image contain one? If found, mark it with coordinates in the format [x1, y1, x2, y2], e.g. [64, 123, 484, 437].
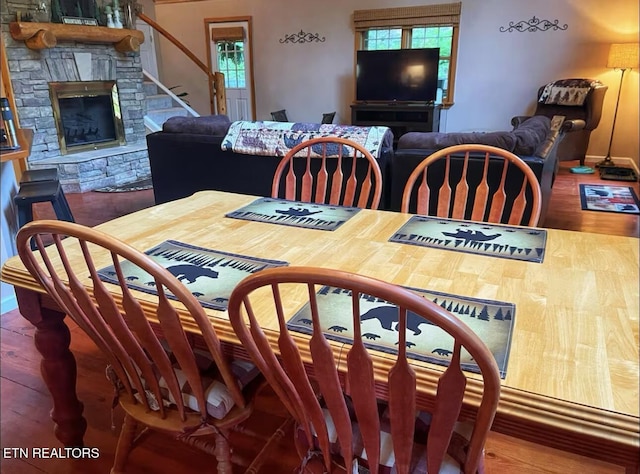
[2, 190, 638, 471]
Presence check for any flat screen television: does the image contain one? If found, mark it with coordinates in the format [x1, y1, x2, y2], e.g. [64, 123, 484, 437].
[356, 48, 439, 103]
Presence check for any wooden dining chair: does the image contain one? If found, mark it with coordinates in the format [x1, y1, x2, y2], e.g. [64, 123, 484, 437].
[15, 220, 282, 474]
[228, 266, 501, 474]
[401, 144, 543, 226]
[271, 137, 383, 209]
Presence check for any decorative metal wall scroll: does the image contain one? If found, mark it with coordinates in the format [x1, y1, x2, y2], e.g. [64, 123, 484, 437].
[499, 16, 568, 33]
[279, 30, 326, 44]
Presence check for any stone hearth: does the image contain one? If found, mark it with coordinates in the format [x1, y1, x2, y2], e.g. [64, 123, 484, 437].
[28, 143, 149, 193]
[1, 27, 149, 192]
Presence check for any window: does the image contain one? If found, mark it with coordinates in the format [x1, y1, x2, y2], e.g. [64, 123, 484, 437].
[411, 26, 453, 96]
[216, 41, 246, 89]
[363, 29, 402, 50]
[353, 3, 461, 105]
[211, 27, 247, 89]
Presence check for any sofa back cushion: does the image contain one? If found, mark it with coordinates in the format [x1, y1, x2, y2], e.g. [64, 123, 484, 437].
[398, 130, 517, 152]
[162, 114, 232, 136]
[397, 115, 552, 158]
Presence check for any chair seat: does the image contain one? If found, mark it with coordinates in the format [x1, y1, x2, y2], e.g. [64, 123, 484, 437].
[14, 180, 64, 203]
[20, 168, 59, 184]
[114, 346, 261, 420]
[298, 399, 474, 474]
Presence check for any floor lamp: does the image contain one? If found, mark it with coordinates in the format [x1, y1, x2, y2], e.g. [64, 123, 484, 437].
[597, 43, 639, 168]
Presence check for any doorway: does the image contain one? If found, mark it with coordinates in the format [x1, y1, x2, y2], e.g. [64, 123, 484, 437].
[137, 20, 159, 79]
[205, 17, 256, 121]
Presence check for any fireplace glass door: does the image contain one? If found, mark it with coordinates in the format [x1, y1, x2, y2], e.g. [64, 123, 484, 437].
[49, 81, 126, 155]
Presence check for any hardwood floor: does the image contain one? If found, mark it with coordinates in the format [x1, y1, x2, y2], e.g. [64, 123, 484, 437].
[2, 161, 635, 473]
[543, 162, 639, 237]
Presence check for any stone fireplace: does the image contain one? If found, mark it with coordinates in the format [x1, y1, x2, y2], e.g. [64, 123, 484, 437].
[1, 25, 149, 192]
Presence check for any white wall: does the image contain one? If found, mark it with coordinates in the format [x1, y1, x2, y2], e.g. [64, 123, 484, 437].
[0, 161, 18, 313]
[124, 0, 639, 164]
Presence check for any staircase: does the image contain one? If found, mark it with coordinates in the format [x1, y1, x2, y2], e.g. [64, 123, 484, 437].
[143, 73, 199, 133]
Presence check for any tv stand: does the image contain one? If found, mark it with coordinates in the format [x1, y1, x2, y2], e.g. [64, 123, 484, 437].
[351, 102, 441, 146]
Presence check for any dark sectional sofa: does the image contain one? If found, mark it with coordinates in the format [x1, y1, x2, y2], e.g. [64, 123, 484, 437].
[147, 116, 395, 208]
[147, 114, 580, 226]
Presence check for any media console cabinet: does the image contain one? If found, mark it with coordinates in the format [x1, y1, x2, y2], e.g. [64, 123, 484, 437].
[350, 103, 441, 145]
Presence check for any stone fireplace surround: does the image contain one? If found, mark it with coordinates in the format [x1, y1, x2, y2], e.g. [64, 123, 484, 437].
[1, 27, 150, 192]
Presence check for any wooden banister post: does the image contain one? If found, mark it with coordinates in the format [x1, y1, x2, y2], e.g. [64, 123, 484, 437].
[214, 72, 227, 115]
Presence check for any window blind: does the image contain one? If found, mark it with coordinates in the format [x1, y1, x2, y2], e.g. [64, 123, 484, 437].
[353, 3, 461, 30]
[211, 27, 245, 42]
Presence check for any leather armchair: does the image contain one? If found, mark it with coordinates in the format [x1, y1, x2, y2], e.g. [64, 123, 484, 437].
[521, 81, 608, 165]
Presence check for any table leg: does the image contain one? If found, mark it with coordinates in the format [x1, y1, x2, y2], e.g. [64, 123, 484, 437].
[15, 287, 87, 446]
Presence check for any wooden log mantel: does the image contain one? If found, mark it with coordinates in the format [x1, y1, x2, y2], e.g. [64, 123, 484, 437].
[9, 22, 144, 53]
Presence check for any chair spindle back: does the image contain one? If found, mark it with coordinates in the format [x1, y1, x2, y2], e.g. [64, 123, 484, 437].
[271, 137, 383, 210]
[401, 144, 542, 226]
[228, 266, 501, 474]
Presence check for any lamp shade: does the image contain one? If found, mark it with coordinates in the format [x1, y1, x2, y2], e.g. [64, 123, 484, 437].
[607, 43, 639, 69]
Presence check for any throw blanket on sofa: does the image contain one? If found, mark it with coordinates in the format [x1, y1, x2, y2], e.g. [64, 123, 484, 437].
[221, 121, 393, 158]
[538, 79, 602, 106]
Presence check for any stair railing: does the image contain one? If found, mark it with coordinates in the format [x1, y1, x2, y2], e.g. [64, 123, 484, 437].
[142, 68, 200, 132]
[142, 69, 199, 117]
[137, 12, 227, 116]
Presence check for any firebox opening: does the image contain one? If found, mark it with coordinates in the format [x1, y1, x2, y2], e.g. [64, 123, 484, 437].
[50, 81, 126, 155]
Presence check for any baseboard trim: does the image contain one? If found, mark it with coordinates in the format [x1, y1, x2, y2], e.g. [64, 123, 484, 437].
[1, 293, 18, 313]
[584, 155, 640, 173]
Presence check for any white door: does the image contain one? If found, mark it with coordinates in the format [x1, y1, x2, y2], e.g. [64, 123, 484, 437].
[137, 20, 159, 78]
[208, 20, 255, 121]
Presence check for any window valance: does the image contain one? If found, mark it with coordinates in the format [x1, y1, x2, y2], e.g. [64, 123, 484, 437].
[352, 2, 461, 30]
[211, 27, 245, 42]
